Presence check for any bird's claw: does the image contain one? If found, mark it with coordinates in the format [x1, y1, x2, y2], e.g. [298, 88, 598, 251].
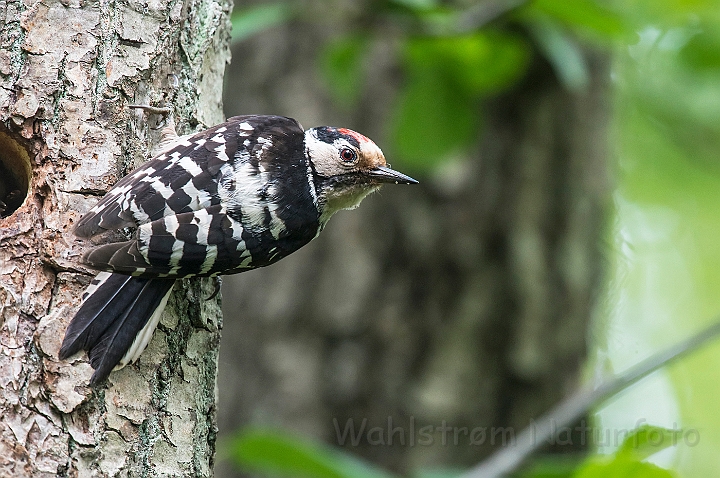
[206, 276, 222, 300]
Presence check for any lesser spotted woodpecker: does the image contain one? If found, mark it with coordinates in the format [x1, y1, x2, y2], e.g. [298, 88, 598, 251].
[59, 112, 417, 384]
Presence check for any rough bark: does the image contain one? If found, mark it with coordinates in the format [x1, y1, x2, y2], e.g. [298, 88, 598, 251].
[0, 0, 231, 476]
[218, 17, 608, 477]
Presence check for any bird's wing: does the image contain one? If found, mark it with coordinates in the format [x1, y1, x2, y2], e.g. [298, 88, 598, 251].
[81, 205, 253, 277]
[81, 203, 318, 278]
[73, 115, 305, 238]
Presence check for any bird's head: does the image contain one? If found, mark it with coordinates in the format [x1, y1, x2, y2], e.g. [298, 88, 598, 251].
[305, 126, 417, 222]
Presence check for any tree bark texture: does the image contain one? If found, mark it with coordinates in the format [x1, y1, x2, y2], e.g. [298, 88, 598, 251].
[0, 0, 231, 476]
[218, 16, 609, 476]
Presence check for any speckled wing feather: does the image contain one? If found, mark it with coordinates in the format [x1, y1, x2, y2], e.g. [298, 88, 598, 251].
[74, 115, 306, 240]
[74, 115, 320, 278]
[82, 205, 252, 277]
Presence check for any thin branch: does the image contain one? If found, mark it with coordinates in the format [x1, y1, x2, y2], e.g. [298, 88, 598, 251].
[460, 317, 720, 478]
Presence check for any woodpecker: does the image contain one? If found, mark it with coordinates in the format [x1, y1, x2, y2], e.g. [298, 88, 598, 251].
[59, 111, 417, 384]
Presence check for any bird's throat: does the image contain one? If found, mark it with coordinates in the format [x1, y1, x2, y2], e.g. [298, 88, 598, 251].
[319, 183, 380, 225]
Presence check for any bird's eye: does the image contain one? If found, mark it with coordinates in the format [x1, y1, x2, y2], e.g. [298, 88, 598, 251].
[340, 148, 357, 163]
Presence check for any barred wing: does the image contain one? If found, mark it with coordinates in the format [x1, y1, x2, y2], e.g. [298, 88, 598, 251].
[82, 205, 318, 278]
[74, 115, 305, 238]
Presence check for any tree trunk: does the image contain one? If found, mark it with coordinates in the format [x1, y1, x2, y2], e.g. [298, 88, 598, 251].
[218, 17, 608, 477]
[0, 0, 231, 476]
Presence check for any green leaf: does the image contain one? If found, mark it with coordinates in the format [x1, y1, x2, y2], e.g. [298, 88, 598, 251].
[411, 471, 463, 478]
[517, 454, 584, 477]
[574, 459, 675, 478]
[529, 18, 589, 90]
[679, 29, 720, 73]
[231, 3, 294, 43]
[390, 0, 439, 10]
[522, 0, 626, 38]
[391, 32, 529, 167]
[320, 36, 369, 108]
[572, 425, 679, 478]
[404, 32, 530, 96]
[616, 424, 678, 461]
[227, 428, 398, 478]
[391, 68, 478, 167]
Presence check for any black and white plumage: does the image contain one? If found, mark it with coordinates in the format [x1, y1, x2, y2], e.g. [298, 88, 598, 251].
[59, 113, 417, 384]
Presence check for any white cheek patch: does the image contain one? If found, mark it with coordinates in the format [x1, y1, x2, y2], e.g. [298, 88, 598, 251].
[304, 130, 355, 177]
[304, 130, 334, 173]
[304, 127, 386, 176]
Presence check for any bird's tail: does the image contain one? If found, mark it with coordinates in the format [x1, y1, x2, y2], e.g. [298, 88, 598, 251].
[59, 272, 175, 384]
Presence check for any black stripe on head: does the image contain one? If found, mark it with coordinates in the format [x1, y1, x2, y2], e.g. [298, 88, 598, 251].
[314, 126, 361, 149]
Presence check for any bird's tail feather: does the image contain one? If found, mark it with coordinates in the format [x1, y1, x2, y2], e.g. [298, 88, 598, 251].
[59, 272, 175, 384]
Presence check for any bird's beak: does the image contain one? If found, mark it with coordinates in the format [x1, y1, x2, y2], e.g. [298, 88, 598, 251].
[366, 166, 418, 185]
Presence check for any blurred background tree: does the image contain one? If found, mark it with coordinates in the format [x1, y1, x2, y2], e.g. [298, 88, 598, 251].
[214, 1, 720, 477]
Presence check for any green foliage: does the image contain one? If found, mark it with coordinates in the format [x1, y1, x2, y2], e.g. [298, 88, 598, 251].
[517, 0, 626, 90]
[227, 428, 397, 478]
[572, 425, 678, 478]
[614, 2, 720, 181]
[391, 31, 530, 167]
[527, 17, 589, 90]
[230, 0, 628, 169]
[517, 456, 580, 478]
[231, 2, 294, 43]
[520, 0, 626, 39]
[224, 424, 681, 478]
[391, 0, 438, 10]
[321, 36, 369, 108]
[575, 461, 674, 478]
[679, 29, 720, 73]
[410, 472, 463, 478]
[404, 32, 530, 98]
[606, 3, 720, 467]
[313, 0, 629, 169]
